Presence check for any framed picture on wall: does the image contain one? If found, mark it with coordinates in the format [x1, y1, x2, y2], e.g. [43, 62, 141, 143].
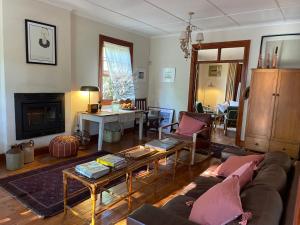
[208, 65, 222, 76]
[148, 107, 175, 133]
[134, 68, 146, 82]
[259, 33, 300, 68]
[25, 19, 57, 65]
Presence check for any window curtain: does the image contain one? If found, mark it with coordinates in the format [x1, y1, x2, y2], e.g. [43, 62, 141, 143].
[225, 63, 237, 101]
[104, 42, 135, 100]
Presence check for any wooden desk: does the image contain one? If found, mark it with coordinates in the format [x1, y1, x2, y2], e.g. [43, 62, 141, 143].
[79, 110, 144, 151]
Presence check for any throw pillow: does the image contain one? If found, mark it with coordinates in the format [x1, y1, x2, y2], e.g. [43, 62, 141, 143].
[215, 154, 264, 177]
[189, 176, 247, 225]
[176, 114, 206, 136]
[224, 161, 256, 188]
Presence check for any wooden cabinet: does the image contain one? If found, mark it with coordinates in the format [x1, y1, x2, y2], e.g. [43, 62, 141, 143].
[245, 69, 300, 159]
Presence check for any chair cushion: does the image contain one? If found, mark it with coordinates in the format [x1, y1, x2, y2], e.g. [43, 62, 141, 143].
[250, 164, 287, 195]
[176, 114, 206, 137]
[215, 154, 264, 177]
[259, 151, 291, 173]
[189, 176, 245, 225]
[184, 176, 222, 199]
[162, 195, 194, 219]
[240, 185, 283, 225]
[224, 161, 256, 188]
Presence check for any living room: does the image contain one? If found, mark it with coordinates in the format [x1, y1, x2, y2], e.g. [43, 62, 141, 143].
[0, 0, 299, 225]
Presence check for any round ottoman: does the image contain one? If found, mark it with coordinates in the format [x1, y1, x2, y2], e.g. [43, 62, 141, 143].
[49, 135, 79, 158]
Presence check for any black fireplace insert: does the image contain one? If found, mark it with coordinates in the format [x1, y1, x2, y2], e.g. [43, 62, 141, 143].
[14, 93, 65, 140]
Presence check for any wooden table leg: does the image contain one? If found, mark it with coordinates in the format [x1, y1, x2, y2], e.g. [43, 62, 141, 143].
[128, 171, 133, 210]
[63, 173, 68, 215]
[90, 187, 97, 225]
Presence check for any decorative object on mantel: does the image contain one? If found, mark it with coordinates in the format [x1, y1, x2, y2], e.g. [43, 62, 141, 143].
[162, 67, 176, 82]
[259, 33, 300, 68]
[80, 86, 99, 113]
[179, 12, 204, 59]
[5, 145, 24, 171]
[25, 19, 57, 65]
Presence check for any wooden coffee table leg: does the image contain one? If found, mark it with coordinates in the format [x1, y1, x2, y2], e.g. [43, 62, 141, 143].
[63, 173, 68, 215]
[128, 171, 133, 210]
[90, 186, 97, 225]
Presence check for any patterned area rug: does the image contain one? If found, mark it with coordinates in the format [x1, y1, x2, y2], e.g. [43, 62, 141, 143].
[0, 151, 133, 218]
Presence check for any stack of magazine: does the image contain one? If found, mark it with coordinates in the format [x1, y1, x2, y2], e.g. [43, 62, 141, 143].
[75, 161, 110, 179]
[96, 154, 126, 169]
[145, 138, 181, 151]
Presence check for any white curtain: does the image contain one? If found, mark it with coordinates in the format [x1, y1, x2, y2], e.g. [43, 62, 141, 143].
[104, 42, 135, 100]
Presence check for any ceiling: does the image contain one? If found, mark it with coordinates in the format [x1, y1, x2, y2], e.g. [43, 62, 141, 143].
[39, 0, 300, 37]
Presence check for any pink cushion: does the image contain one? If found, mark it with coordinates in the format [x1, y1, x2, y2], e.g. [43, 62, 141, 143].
[175, 114, 206, 136]
[189, 176, 244, 225]
[224, 161, 256, 188]
[216, 154, 264, 177]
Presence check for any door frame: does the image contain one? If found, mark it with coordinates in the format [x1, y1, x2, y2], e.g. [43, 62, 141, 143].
[187, 40, 251, 146]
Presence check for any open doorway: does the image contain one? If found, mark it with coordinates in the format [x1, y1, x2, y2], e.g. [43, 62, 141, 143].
[196, 62, 243, 146]
[188, 40, 251, 146]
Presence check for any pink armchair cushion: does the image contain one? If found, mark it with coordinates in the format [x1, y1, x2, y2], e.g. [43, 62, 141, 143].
[224, 161, 256, 188]
[189, 176, 245, 225]
[175, 114, 206, 137]
[216, 154, 264, 177]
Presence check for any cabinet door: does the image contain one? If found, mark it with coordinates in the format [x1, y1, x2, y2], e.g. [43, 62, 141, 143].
[272, 69, 300, 142]
[246, 69, 278, 139]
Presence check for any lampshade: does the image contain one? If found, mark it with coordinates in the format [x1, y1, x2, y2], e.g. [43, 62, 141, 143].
[196, 32, 204, 42]
[179, 31, 187, 40]
[80, 86, 99, 92]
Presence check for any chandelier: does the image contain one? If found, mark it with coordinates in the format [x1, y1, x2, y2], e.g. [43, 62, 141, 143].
[179, 12, 204, 59]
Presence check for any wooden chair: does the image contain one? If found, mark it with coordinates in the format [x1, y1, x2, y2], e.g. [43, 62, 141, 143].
[224, 106, 238, 136]
[159, 111, 212, 165]
[134, 99, 163, 135]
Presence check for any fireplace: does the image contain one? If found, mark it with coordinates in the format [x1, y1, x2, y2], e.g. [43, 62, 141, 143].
[14, 93, 65, 140]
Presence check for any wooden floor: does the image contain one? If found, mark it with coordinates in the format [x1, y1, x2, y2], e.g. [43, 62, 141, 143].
[211, 126, 236, 147]
[0, 131, 222, 225]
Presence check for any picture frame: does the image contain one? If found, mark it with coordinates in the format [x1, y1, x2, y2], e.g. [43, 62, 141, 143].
[208, 65, 222, 76]
[259, 33, 300, 68]
[134, 68, 146, 83]
[162, 67, 176, 82]
[148, 107, 175, 133]
[25, 19, 57, 65]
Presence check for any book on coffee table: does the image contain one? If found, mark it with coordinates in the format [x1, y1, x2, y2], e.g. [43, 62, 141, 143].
[96, 154, 126, 169]
[75, 161, 110, 179]
[124, 145, 157, 159]
[145, 138, 182, 151]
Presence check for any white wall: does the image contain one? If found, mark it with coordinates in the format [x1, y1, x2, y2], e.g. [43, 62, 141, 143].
[148, 22, 300, 140]
[197, 63, 229, 107]
[0, 0, 8, 151]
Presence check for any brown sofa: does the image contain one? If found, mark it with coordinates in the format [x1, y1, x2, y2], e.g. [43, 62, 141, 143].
[128, 151, 300, 225]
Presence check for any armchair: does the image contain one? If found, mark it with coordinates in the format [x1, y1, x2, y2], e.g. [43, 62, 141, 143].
[159, 112, 212, 165]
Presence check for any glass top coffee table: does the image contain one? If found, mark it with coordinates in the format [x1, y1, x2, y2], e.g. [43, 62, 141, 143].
[62, 141, 190, 225]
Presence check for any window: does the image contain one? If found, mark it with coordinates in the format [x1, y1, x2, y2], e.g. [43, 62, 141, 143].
[99, 35, 134, 104]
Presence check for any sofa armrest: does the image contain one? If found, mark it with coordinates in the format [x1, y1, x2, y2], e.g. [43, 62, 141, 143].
[128, 204, 198, 225]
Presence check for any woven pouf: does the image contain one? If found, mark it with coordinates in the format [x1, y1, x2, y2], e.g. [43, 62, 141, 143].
[49, 135, 79, 158]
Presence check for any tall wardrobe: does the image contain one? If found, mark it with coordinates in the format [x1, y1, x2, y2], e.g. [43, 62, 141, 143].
[245, 69, 300, 159]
